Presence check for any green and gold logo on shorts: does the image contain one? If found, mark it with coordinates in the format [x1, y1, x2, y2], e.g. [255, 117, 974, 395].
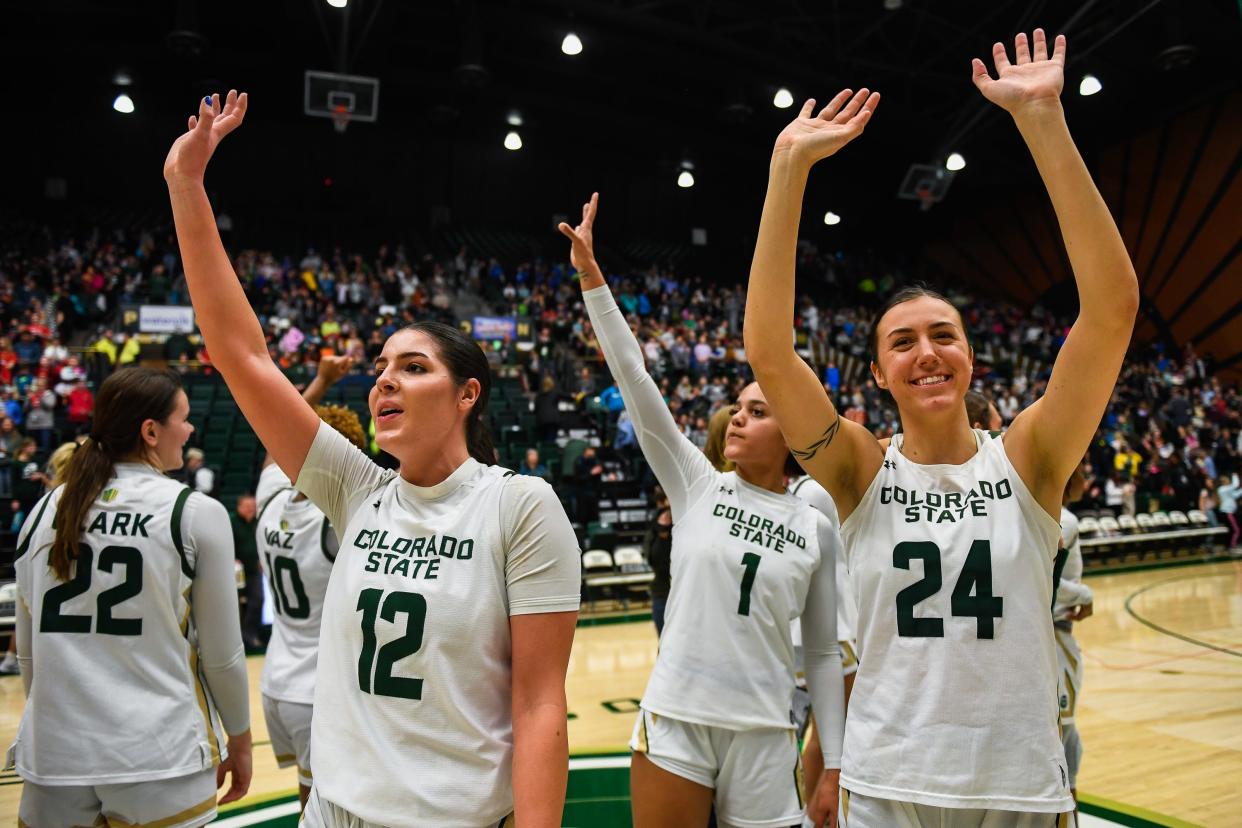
[101, 488, 119, 503]
[280, 519, 289, 531]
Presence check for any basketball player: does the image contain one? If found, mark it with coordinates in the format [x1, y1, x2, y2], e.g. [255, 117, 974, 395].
[560, 194, 846, 828]
[255, 353, 359, 806]
[1055, 460, 1093, 813]
[744, 30, 1137, 826]
[965, 390, 1003, 432]
[11, 367, 251, 828]
[166, 90, 581, 828]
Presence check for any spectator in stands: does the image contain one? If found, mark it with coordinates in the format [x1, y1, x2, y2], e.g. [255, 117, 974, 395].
[24, 380, 57, 451]
[1217, 474, 1240, 551]
[518, 448, 551, 483]
[535, 374, 561, 441]
[231, 493, 263, 650]
[66, 378, 94, 428]
[182, 447, 216, 496]
[13, 440, 45, 515]
[965, 389, 1003, 431]
[644, 489, 672, 636]
[573, 444, 604, 523]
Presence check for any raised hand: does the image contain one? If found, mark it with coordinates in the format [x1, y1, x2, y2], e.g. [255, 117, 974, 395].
[772, 88, 880, 169]
[317, 354, 355, 386]
[163, 89, 249, 184]
[972, 30, 1065, 116]
[557, 192, 600, 274]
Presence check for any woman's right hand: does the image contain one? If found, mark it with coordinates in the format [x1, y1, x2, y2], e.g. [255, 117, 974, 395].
[163, 90, 249, 185]
[772, 88, 879, 169]
[557, 192, 599, 273]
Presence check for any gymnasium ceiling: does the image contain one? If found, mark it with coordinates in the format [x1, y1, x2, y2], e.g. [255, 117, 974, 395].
[4, 0, 1241, 366]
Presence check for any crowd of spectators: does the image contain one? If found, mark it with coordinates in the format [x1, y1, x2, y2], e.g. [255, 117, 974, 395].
[1, 222, 1239, 549]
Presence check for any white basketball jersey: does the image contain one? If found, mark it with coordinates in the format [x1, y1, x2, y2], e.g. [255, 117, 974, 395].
[12, 464, 227, 785]
[839, 431, 1073, 812]
[256, 464, 336, 705]
[643, 470, 832, 730]
[298, 425, 580, 828]
[1053, 508, 1084, 621]
[790, 475, 857, 650]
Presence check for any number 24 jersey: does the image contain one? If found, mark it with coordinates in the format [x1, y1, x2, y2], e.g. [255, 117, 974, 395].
[839, 431, 1072, 813]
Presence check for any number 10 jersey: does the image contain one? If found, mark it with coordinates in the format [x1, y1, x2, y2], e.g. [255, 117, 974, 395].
[839, 431, 1072, 812]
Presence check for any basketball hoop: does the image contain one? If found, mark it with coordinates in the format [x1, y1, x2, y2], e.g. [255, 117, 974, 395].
[331, 104, 351, 134]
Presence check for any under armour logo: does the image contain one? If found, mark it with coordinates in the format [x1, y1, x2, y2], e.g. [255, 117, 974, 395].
[373, 498, 382, 510]
[719, 485, 734, 495]
[883, 460, 896, 470]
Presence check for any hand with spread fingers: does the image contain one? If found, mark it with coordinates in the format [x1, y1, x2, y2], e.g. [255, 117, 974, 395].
[772, 88, 880, 169]
[163, 89, 249, 185]
[972, 29, 1066, 116]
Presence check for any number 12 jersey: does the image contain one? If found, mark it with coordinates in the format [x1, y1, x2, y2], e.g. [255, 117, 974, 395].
[294, 424, 581, 828]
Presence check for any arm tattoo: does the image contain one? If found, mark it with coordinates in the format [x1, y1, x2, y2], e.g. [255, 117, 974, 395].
[791, 412, 841, 462]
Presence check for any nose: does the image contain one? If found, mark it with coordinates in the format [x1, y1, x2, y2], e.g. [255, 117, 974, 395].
[914, 335, 939, 365]
[375, 369, 398, 394]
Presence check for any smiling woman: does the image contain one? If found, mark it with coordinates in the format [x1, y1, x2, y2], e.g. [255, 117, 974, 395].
[163, 90, 581, 828]
[743, 29, 1139, 827]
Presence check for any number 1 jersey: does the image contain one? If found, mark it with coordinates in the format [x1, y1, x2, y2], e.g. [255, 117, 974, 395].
[839, 431, 1072, 812]
[295, 424, 581, 828]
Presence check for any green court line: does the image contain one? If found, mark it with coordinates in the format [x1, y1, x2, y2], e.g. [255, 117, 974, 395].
[1084, 553, 1231, 578]
[576, 610, 653, 627]
[1078, 792, 1204, 828]
[1123, 572, 1242, 657]
[217, 790, 298, 817]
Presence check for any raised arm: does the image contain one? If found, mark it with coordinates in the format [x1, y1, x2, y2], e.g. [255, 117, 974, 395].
[558, 195, 716, 519]
[743, 91, 883, 519]
[261, 354, 354, 470]
[164, 91, 321, 482]
[975, 31, 1140, 513]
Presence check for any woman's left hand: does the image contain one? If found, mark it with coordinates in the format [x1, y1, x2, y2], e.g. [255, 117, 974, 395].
[806, 768, 840, 827]
[557, 192, 599, 273]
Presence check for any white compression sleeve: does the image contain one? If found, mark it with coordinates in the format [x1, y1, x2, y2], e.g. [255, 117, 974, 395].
[582, 285, 717, 520]
[802, 513, 845, 769]
[186, 493, 251, 735]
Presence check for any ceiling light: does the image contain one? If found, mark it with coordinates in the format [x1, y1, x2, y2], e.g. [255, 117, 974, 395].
[113, 70, 133, 86]
[945, 153, 966, 171]
[677, 170, 695, 188]
[823, 211, 841, 225]
[326, 0, 348, 7]
[507, 111, 523, 126]
[112, 94, 135, 114]
[504, 131, 523, 151]
[773, 88, 794, 109]
[562, 33, 583, 56]
[1079, 74, 1102, 96]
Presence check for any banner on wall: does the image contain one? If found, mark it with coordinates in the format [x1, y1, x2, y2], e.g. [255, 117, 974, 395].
[138, 305, 196, 334]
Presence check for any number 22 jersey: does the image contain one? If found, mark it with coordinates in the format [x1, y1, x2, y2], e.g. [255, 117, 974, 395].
[839, 431, 1072, 812]
[295, 424, 581, 828]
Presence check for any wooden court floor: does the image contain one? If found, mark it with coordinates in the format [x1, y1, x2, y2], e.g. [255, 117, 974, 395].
[1, 560, 1239, 826]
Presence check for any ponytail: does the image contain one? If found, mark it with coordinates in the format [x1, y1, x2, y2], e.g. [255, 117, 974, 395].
[49, 367, 183, 581]
[50, 438, 114, 581]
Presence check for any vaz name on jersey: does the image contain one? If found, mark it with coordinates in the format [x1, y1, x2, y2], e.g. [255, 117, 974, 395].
[354, 528, 474, 580]
[712, 505, 807, 552]
[880, 478, 1014, 524]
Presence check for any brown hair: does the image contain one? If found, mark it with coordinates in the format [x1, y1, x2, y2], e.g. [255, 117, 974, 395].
[50, 368, 183, 581]
[703, 406, 735, 472]
[401, 321, 495, 465]
[964, 390, 992, 430]
[316, 404, 368, 452]
[870, 285, 965, 363]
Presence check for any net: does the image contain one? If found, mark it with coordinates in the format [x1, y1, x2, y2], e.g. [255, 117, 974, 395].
[331, 104, 351, 134]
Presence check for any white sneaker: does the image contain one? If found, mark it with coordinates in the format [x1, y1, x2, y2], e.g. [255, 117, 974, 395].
[0, 654, 19, 676]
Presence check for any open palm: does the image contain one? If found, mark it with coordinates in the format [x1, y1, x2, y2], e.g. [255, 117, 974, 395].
[773, 88, 880, 168]
[163, 89, 249, 183]
[972, 30, 1065, 113]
